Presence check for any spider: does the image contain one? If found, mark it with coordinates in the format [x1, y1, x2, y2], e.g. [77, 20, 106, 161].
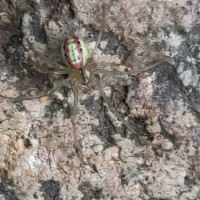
[0, 30, 162, 145]
[0, 6, 163, 150]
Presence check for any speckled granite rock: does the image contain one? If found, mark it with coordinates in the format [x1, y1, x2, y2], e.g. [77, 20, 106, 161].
[0, 0, 199, 199]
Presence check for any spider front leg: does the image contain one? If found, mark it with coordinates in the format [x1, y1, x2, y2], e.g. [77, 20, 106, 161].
[71, 80, 79, 117]
[90, 30, 104, 58]
[89, 3, 107, 58]
[91, 60, 166, 76]
[0, 54, 73, 102]
[28, 54, 70, 75]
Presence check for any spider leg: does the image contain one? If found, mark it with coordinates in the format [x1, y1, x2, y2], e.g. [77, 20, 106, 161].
[91, 60, 165, 76]
[90, 30, 104, 58]
[92, 74, 143, 145]
[0, 76, 72, 102]
[67, 80, 80, 159]
[71, 80, 79, 117]
[70, 81, 88, 164]
[28, 56, 70, 75]
[52, 71, 70, 75]
[89, 3, 107, 57]
[47, 76, 72, 94]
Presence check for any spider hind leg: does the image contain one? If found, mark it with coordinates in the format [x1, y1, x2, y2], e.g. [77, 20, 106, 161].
[0, 77, 72, 102]
[92, 74, 144, 145]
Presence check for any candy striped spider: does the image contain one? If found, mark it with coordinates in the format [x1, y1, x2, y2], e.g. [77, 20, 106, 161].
[0, 4, 164, 154]
[0, 30, 162, 147]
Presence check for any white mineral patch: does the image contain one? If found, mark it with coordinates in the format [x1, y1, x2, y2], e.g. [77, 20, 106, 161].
[99, 40, 107, 49]
[47, 20, 60, 32]
[103, 146, 120, 160]
[0, 12, 11, 24]
[179, 70, 193, 86]
[92, 144, 104, 153]
[162, 140, 173, 150]
[55, 91, 65, 100]
[177, 62, 185, 74]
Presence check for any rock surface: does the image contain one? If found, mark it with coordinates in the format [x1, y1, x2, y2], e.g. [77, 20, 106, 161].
[0, 0, 200, 199]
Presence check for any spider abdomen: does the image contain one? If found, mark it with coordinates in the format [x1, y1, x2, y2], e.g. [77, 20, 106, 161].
[61, 36, 89, 70]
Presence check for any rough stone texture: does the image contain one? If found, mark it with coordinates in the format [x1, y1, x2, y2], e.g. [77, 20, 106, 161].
[0, 0, 200, 199]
